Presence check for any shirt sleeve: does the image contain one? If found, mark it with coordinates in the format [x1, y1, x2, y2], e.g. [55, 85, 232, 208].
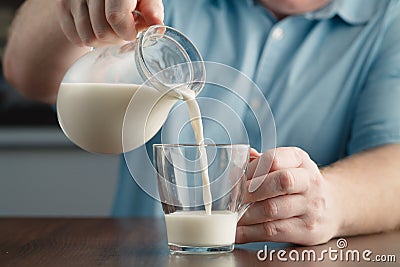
[348, 2, 400, 155]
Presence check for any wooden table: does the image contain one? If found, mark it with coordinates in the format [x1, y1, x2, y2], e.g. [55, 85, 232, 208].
[0, 218, 398, 266]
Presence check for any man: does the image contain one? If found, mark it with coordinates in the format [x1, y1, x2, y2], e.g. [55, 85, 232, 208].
[4, 0, 400, 246]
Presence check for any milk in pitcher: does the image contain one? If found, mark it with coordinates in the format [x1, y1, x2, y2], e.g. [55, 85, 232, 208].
[57, 83, 178, 154]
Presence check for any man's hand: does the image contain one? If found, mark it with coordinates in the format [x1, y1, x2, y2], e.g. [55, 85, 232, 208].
[55, 0, 164, 46]
[236, 147, 340, 246]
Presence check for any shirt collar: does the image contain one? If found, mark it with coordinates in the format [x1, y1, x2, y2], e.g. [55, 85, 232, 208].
[304, 0, 377, 25]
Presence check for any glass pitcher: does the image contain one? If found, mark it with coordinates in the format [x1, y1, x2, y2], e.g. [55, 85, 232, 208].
[56, 25, 205, 154]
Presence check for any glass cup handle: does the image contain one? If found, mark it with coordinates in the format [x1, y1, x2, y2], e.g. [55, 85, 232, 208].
[237, 202, 253, 222]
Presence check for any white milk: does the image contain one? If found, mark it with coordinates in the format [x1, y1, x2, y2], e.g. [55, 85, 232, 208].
[165, 211, 238, 246]
[57, 83, 178, 154]
[181, 89, 212, 215]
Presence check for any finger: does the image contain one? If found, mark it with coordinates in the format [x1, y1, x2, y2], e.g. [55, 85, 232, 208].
[87, 0, 118, 43]
[238, 194, 307, 226]
[247, 151, 271, 180]
[249, 148, 260, 163]
[71, 0, 96, 46]
[137, 0, 164, 25]
[56, 0, 83, 46]
[133, 11, 148, 32]
[248, 147, 304, 192]
[244, 168, 310, 202]
[248, 147, 303, 179]
[236, 217, 308, 244]
[105, 0, 137, 40]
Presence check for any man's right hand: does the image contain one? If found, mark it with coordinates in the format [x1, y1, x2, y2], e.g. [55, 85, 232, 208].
[55, 0, 164, 47]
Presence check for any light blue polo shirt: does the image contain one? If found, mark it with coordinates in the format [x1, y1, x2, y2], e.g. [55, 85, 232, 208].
[112, 0, 400, 216]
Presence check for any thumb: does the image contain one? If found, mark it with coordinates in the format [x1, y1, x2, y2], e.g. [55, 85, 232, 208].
[137, 0, 164, 26]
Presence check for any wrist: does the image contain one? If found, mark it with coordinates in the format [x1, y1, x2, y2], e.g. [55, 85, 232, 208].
[320, 166, 347, 239]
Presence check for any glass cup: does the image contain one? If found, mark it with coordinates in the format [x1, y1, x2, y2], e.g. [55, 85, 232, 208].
[153, 144, 250, 254]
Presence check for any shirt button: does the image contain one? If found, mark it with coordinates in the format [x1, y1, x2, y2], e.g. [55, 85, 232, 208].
[272, 27, 284, 40]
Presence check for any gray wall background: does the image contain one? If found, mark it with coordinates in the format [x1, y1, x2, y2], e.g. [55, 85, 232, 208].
[0, 127, 120, 216]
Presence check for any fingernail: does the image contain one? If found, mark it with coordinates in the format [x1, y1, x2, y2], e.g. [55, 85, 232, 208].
[249, 156, 258, 162]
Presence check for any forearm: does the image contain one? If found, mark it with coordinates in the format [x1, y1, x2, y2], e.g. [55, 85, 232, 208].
[322, 144, 400, 237]
[3, 0, 89, 104]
